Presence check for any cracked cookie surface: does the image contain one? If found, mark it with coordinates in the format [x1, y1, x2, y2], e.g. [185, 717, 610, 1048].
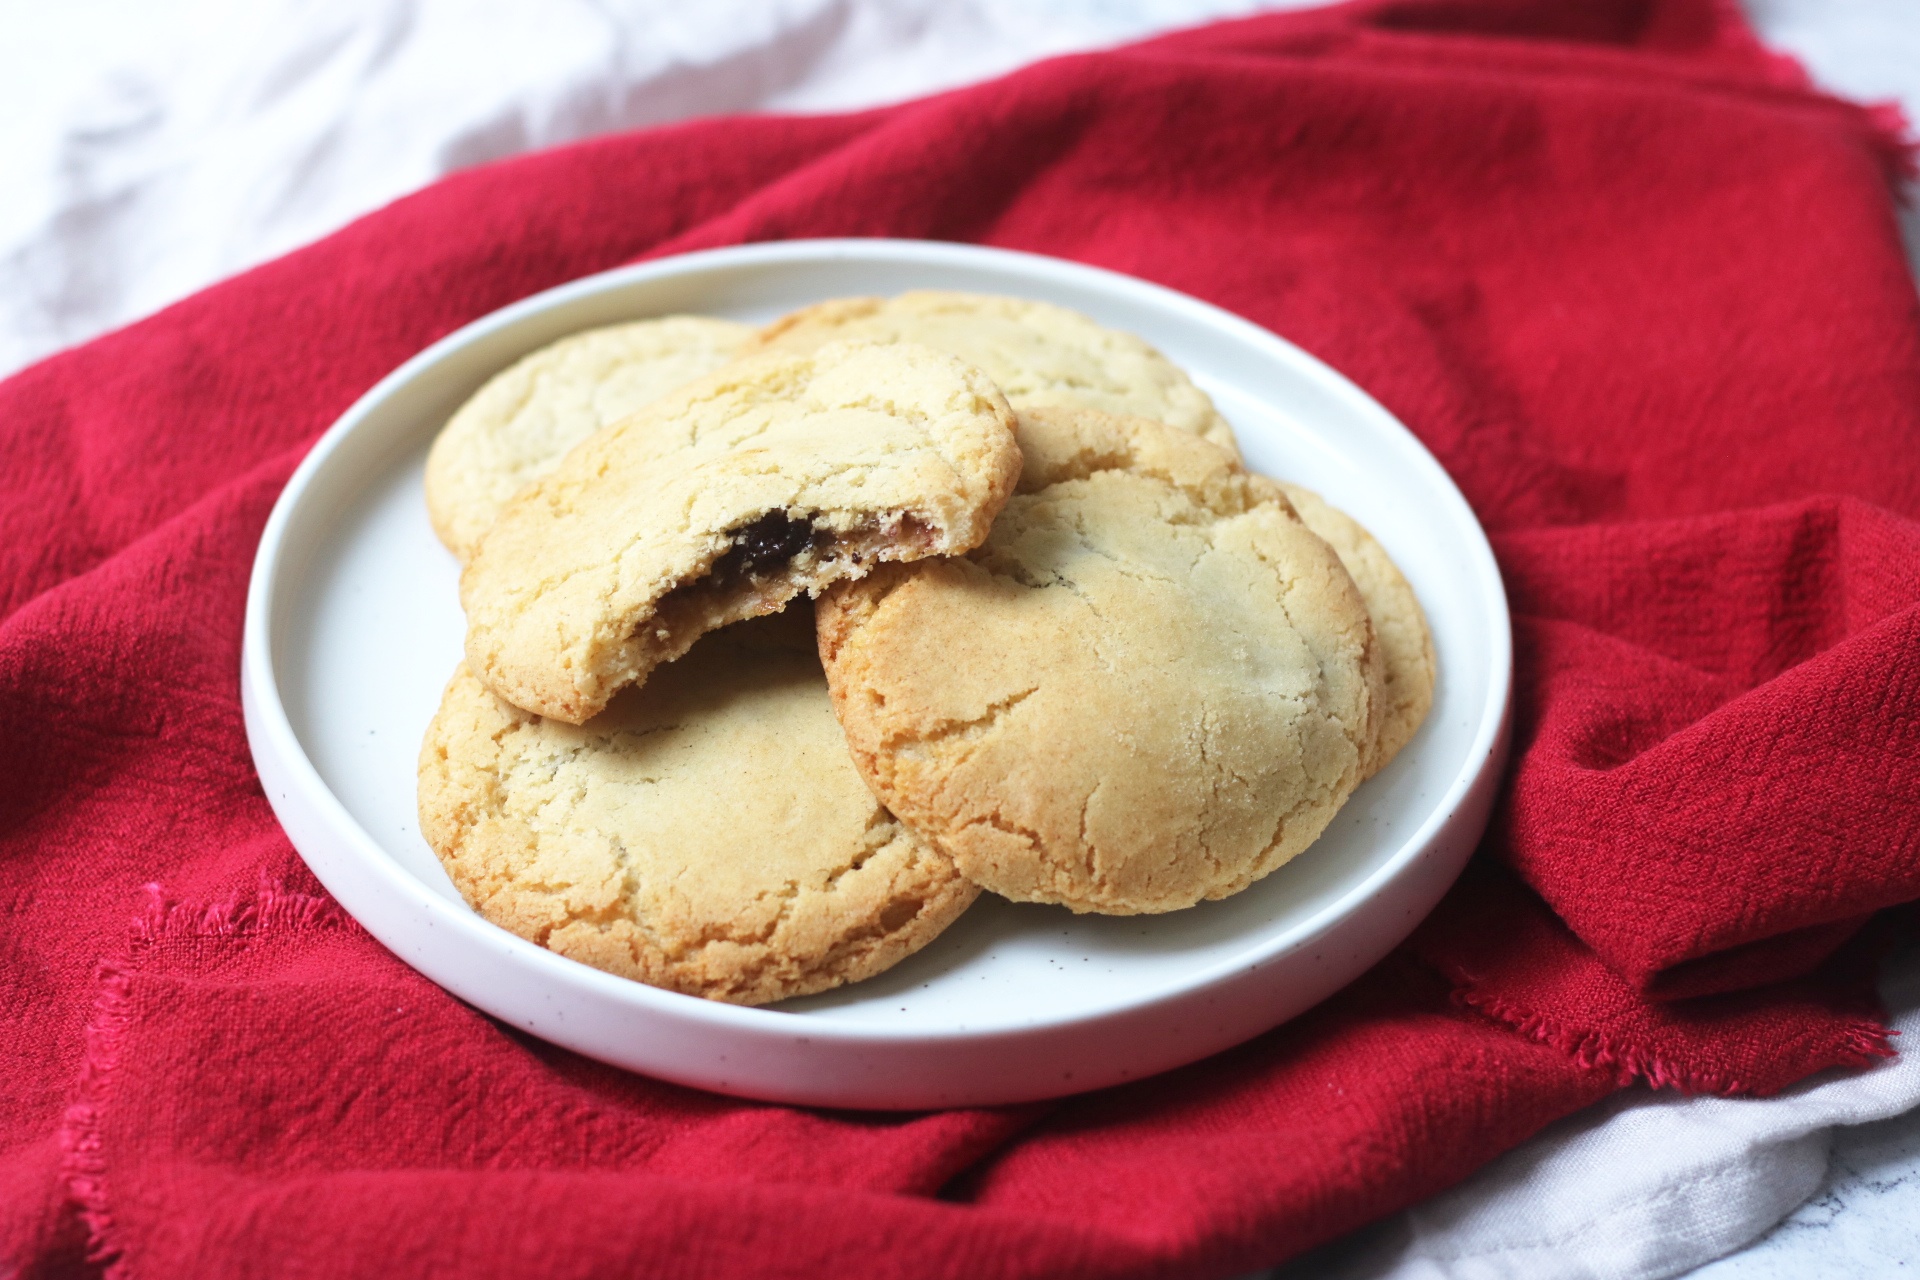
[1277, 483, 1435, 777]
[418, 609, 979, 1006]
[816, 406, 1376, 915]
[460, 339, 1021, 724]
[753, 291, 1239, 455]
[425, 315, 753, 561]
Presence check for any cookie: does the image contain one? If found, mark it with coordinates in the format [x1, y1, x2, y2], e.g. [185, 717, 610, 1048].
[1277, 483, 1435, 776]
[418, 609, 980, 1006]
[461, 339, 1021, 724]
[753, 292, 1239, 455]
[816, 406, 1376, 915]
[425, 316, 753, 561]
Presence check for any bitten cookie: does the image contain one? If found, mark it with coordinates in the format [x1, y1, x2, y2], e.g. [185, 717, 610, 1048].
[418, 610, 980, 1006]
[753, 291, 1239, 454]
[425, 316, 752, 560]
[461, 340, 1021, 724]
[817, 406, 1377, 915]
[1277, 483, 1435, 777]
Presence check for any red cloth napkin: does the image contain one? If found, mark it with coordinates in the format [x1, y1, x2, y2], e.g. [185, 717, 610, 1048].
[5, 1, 1919, 1275]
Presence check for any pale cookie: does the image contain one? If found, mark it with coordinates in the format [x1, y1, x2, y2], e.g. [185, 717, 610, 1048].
[418, 610, 980, 1006]
[753, 291, 1239, 455]
[1277, 484, 1435, 777]
[817, 406, 1377, 915]
[425, 316, 753, 560]
[461, 340, 1021, 725]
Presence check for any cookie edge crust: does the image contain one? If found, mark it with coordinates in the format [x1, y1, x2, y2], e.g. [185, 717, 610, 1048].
[751, 291, 1241, 456]
[416, 663, 981, 1006]
[1275, 483, 1435, 777]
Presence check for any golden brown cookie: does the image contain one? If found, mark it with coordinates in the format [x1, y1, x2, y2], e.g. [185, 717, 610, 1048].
[418, 610, 979, 1006]
[1277, 483, 1435, 776]
[816, 406, 1376, 915]
[753, 291, 1238, 454]
[460, 340, 1021, 724]
[425, 316, 752, 560]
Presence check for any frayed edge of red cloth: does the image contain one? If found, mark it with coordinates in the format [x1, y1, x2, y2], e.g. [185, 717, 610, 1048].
[1413, 861, 1897, 1097]
[1867, 100, 1920, 187]
[60, 962, 134, 1280]
[57, 881, 352, 1278]
[130, 876, 350, 942]
[1449, 982, 1895, 1097]
[1703, 0, 1918, 183]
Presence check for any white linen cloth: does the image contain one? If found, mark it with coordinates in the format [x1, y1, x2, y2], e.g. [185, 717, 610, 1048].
[6, 3, 1917, 1276]
[0, 0, 1300, 379]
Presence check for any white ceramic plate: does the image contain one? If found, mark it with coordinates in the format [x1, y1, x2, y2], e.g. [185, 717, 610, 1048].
[242, 239, 1510, 1109]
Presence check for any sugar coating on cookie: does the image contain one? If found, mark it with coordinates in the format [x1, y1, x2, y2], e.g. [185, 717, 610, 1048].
[754, 291, 1239, 455]
[425, 316, 753, 561]
[1277, 484, 1435, 777]
[817, 406, 1377, 915]
[461, 339, 1021, 724]
[418, 611, 979, 1006]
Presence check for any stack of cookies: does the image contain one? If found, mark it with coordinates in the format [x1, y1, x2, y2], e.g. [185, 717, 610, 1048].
[417, 292, 1434, 1006]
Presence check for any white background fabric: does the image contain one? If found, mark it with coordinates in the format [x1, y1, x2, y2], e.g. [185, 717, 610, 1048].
[0, 0, 1303, 378]
[6, 2, 1918, 1276]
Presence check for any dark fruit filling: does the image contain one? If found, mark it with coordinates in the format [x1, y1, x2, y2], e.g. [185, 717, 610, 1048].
[710, 511, 832, 584]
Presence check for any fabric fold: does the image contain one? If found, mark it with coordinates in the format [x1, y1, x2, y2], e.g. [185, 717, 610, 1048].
[1496, 497, 1920, 990]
